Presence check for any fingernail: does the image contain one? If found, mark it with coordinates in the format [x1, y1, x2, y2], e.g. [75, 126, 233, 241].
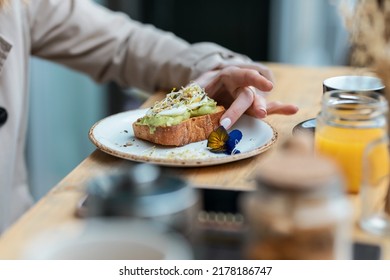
[220, 118, 231, 129]
[258, 108, 267, 118]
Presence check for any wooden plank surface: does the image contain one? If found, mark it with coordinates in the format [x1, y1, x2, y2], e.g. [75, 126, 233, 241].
[0, 63, 388, 259]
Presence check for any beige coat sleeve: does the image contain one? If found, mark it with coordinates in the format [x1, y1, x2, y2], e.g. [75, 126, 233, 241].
[27, 0, 252, 92]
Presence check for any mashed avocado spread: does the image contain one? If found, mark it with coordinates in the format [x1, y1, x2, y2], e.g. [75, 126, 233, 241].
[137, 83, 217, 133]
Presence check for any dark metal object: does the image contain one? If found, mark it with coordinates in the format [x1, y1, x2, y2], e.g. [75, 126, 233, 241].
[293, 118, 316, 135]
[0, 107, 7, 127]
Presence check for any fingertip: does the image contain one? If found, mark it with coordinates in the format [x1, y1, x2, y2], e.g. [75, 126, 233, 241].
[258, 81, 273, 92]
[257, 107, 267, 118]
[291, 105, 300, 114]
[267, 81, 274, 90]
[267, 104, 299, 115]
[286, 105, 299, 114]
[220, 117, 232, 129]
[262, 109, 268, 118]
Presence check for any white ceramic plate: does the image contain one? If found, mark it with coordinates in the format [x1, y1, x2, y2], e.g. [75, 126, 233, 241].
[89, 108, 278, 167]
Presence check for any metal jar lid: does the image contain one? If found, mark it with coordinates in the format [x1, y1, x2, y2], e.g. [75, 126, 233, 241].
[85, 163, 198, 218]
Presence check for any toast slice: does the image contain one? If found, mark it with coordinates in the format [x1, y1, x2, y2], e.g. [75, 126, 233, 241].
[133, 106, 225, 146]
[132, 83, 225, 146]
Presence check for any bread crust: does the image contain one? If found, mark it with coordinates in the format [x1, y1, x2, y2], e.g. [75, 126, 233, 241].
[133, 106, 225, 146]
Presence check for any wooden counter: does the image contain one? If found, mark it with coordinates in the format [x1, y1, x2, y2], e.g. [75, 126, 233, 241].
[0, 63, 388, 259]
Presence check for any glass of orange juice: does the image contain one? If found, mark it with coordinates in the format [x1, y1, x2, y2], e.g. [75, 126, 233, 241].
[314, 90, 389, 194]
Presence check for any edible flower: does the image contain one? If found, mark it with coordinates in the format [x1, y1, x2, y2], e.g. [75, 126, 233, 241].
[207, 126, 242, 155]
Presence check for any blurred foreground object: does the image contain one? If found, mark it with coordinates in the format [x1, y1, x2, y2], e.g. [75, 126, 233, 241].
[24, 163, 196, 259]
[84, 163, 199, 236]
[360, 137, 390, 236]
[23, 219, 192, 260]
[242, 134, 352, 259]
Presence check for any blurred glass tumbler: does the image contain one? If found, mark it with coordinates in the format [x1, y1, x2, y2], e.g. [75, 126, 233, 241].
[360, 137, 390, 236]
[85, 163, 199, 236]
[315, 90, 389, 193]
[294, 75, 385, 134]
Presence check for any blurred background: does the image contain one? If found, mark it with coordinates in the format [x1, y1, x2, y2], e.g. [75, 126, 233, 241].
[27, 0, 349, 200]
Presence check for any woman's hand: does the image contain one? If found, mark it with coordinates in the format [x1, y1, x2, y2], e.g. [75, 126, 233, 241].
[195, 65, 298, 129]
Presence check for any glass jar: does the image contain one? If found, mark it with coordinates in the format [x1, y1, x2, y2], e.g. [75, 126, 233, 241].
[315, 90, 389, 193]
[242, 136, 352, 260]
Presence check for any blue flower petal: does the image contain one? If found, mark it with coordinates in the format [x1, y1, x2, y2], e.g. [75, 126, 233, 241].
[229, 129, 243, 142]
[226, 130, 242, 149]
[229, 148, 241, 155]
[225, 129, 242, 155]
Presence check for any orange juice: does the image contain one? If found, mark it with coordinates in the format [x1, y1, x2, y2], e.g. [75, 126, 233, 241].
[315, 125, 389, 193]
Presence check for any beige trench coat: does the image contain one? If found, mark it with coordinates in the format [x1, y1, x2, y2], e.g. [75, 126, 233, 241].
[0, 0, 252, 232]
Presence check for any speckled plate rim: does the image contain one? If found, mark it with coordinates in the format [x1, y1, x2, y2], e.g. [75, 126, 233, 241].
[88, 108, 278, 167]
